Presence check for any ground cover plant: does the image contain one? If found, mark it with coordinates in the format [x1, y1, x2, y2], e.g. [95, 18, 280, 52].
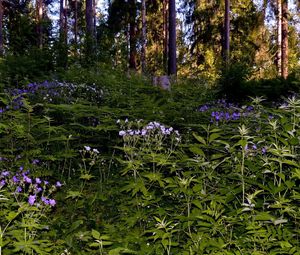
[1, 68, 300, 254]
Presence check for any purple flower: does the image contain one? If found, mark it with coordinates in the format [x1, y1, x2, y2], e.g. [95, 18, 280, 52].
[119, 130, 126, 136]
[35, 186, 43, 193]
[252, 144, 257, 150]
[16, 186, 22, 193]
[56, 181, 62, 187]
[41, 196, 49, 205]
[49, 199, 56, 207]
[1, 171, 10, 177]
[23, 176, 32, 184]
[0, 180, 6, 187]
[28, 195, 36, 206]
[12, 176, 19, 183]
[44, 180, 49, 185]
[32, 159, 40, 165]
[35, 178, 42, 184]
[262, 147, 267, 154]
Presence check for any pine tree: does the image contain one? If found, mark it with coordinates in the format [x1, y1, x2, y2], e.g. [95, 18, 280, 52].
[168, 0, 176, 76]
[281, 0, 288, 78]
[0, 0, 3, 56]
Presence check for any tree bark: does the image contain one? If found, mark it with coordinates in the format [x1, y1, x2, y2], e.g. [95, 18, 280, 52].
[0, 0, 3, 56]
[37, 0, 43, 49]
[86, 0, 94, 56]
[276, 0, 282, 76]
[128, 0, 137, 70]
[74, 0, 78, 54]
[163, 0, 168, 73]
[93, 0, 97, 45]
[141, 0, 146, 73]
[168, 0, 176, 76]
[281, 0, 288, 79]
[223, 0, 230, 67]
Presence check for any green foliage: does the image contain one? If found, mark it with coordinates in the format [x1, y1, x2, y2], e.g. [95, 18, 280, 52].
[2, 65, 300, 254]
[0, 49, 54, 87]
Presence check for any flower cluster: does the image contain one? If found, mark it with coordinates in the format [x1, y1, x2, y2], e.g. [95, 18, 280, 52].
[0, 81, 105, 115]
[0, 167, 61, 207]
[118, 121, 180, 138]
[244, 143, 267, 156]
[198, 99, 255, 123]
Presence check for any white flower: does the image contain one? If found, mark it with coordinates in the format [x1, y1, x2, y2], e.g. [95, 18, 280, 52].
[84, 146, 91, 151]
[93, 148, 99, 154]
[119, 130, 126, 136]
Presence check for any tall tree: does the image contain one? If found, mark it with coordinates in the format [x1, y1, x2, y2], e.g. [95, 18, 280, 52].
[74, 0, 78, 54]
[59, 0, 68, 66]
[168, 0, 176, 76]
[163, 0, 168, 73]
[281, 0, 288, 78]
[86, 0, 95, 58]
[223, 0, 230, 66]
[128, 0, 137, 70]
[0, 0, 3, 56]
[276, 0, 282, 76]
[37, 0, 43, 48]
[141, 0, 146, 73]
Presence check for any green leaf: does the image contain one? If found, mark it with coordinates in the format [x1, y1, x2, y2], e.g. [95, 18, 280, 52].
[65, 191, 83, 199]
[209, 133, 220, 143]
[193, 133, 206, 145]
[189, 145, 205, 156]
[80, 173, 95, 180]
[6, 211, 19, 222]
[254, 212, 274, 221]
[91, 229, 101, 240]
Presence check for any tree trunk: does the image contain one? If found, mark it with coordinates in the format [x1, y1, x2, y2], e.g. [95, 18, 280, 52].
[128, 0, 137, 70]
[37, 0, 43, 49]
[59, 0, 68, 66]
[168, 0, 176, 76]
[163, 0, 168, 73]
[141, 0, 146, 73]
[74, 0, 78, 54]
[86, 0, 94, 57]
[223, 0, 230, 67]
[276, 0, 282, 76]
[281, 0, 288, 79]
[0, 0, 3, 56]
[93, 0, 97, 46]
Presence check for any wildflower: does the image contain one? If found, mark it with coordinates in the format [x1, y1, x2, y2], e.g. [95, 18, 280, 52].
[28, 195, 36, 206]
[12, 176, 19, 183]
[252, 144, 257, 150]
[15, 186, 22, 193]
[262, 147, 267, 154]
[24, 176, 32, 184]
[0, 180, 5, 187]
[41, 196, 49, 205]
[1, 171, 10, 177]
[32, 159, 40, 165]
[35, 186, 43, 193]
[141, 129, 147, 136]
[84, 146, 91, 151]
[119, 130, 126, 136]
[56, 181, 62, 187]
[35, 178, 42, 184]
[93, 148, 99, 154]
[49, 199, 56, 207]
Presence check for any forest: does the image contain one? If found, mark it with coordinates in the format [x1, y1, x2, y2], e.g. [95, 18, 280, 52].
[0, 0, 300, 254]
